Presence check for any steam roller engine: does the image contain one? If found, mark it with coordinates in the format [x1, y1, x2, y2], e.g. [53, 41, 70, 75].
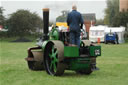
[25, 8, 101, 76]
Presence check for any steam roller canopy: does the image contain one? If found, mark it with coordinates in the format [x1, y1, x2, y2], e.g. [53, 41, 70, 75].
[44, 40, 66, 76]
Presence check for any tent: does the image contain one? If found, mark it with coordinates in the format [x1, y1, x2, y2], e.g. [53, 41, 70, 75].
[105, 27, 125, 43]
[89, 25, 125, 43]
[89, 25, 106, 42]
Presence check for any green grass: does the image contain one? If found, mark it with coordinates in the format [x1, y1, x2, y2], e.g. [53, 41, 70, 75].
[0, 41, 128, 85]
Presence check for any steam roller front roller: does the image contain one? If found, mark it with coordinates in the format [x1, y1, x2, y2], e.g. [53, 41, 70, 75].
[44, 40, 66, 76]
[25, 47, 44, 70]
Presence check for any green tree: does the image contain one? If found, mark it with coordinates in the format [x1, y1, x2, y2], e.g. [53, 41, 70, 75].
[111, 11, 128, 28]
[104, 0, 119, 26]
[96, 19, 104, 25]
[56, 10, 69, 22]
[0, 7, 5, 26]
[120, 11, 128, 27]
[7, 9, 43, 38]
[104, 0, 128, 27]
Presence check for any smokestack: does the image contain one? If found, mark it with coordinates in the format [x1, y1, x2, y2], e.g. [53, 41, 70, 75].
[43, 8, 49, 40]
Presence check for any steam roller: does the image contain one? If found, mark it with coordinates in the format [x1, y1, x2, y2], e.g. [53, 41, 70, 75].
[25, 8, 101, 76]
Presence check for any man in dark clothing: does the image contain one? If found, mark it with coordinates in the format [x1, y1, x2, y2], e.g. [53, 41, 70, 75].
[115, 32, 119, 44]
[67, 5, 83, 47]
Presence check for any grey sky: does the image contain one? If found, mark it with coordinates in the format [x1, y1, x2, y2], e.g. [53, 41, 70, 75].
[1, 0, 107, 21]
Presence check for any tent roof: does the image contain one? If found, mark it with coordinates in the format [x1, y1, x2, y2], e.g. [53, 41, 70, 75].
[90, 25, 125, 32]
[90, 25, 106, 31]
[105, 27, 125, 32]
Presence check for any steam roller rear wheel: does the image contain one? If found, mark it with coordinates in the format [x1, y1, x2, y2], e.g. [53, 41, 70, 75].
[44, 40, 65, 76]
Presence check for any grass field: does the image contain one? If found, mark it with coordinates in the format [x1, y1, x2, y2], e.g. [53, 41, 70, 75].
[0, 40, 128, 85]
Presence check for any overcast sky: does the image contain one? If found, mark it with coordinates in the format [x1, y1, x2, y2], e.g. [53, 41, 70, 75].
[1, 0, 107, 21]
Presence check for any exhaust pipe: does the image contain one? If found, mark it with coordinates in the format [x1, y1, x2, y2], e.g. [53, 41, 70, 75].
[43, 8, 49, 40]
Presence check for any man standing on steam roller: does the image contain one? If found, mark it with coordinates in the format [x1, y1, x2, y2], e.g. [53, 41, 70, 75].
[67, 5, 99, 70]
[67, 5, 83, 47]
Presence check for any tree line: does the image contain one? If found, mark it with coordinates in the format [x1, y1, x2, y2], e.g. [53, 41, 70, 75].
[0, 0, 128, 39]
[104, 0, 128, 27]
[0, 7, 43, 38]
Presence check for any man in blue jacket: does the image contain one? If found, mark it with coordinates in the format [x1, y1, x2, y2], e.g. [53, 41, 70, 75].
[67, 5, 83, 47]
